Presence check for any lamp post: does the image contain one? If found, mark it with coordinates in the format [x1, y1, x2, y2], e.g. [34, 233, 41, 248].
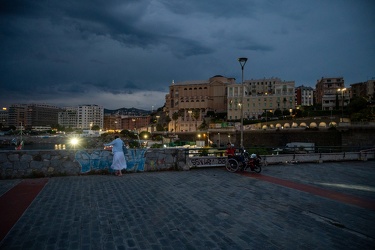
[238, 57, 248, 148]
[218, 132, 220, 148]
[188, 110, 192, 132]
[132, 118, 137, 132]
[337, 88, 346, 122]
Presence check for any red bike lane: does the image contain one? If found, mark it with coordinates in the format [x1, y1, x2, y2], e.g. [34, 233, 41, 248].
[240, 172, 375, 211]
[0, 178, 49, 242]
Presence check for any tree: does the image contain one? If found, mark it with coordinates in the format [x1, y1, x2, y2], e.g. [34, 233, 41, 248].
[282, 109, 290, 116]
[51, 124, 63, 131]
[347, 97, 367, 114]
[192, 109, 200, 130]
[172, 112, 179, 132]
[294, 109, 303, 118]
[199, 119, 208, 130]
[156, 124, 164, 131]
[164, 116, 171, 131]
[91, 125, 100, 130]
[273, 109, 282, 117]
[120, 129, 135, 138]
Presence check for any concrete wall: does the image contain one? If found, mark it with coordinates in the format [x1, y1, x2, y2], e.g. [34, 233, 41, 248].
[0, 148, 190, 179]
[175, 128, 375, 148]
[0, 150, 80, 179]
[1, 148, 374, 179]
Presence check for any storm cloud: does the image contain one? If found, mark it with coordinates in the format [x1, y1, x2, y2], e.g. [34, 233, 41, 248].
[1, 0, 374, 110]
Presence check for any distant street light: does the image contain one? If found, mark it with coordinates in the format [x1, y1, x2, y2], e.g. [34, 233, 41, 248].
[132, 118, 137, 133]
[238, 57, 248, 148]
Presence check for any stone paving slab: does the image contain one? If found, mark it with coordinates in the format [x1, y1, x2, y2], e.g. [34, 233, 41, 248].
[262, 161, 375, 200]
[0, 160, 374, 249]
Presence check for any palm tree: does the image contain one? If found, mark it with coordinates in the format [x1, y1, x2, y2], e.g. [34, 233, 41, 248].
[192, 109, 200, 131]
[172, 112, 179, 132]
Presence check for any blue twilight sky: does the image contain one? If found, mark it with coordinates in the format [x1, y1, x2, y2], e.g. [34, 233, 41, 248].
[1, 0, 374, 110]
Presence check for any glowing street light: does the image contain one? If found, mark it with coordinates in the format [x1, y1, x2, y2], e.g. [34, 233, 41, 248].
[70, 137, 79, 149]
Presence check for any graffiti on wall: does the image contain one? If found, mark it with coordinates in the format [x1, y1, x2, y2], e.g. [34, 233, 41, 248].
[75, 148, 147, 173]
[189, 157, 227, 167]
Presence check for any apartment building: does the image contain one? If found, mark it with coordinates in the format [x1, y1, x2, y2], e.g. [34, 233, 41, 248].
[227, 78, 295, 120]
[165, 75, 235, 132]
[103, 114, 122, 131]
[8, 103, 60, 128]
[315, 77, 349, 111]
[351, 79, 375, 102]
[0, 107, 9, 127]
[295, 85, 314, 106]
[7, 104, 27, 128]
[121, 116, 150, 132]
[76, 105, 104, 129]
[58, 107, 78, 129]
[103, 114, 150, 131]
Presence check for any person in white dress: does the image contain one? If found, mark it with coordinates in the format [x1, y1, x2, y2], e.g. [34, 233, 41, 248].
[104, 135, 127, 176]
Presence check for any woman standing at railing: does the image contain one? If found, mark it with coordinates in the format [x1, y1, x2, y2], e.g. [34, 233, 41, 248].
[104, 135, 127, 176]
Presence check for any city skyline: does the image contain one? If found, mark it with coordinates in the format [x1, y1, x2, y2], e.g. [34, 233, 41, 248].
[1, 0, 374, 110]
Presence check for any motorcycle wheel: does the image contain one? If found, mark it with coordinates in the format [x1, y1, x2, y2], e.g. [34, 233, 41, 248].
[253, 164, 262, 173]
[226, 158, 239, 172]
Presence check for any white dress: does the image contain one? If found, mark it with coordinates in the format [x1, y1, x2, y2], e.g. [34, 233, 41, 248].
[104, 138, 127, 171]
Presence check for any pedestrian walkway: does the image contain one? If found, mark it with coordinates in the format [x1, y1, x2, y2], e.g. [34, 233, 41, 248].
[0, 161, 374, 249]
[0, 178, 48, 241]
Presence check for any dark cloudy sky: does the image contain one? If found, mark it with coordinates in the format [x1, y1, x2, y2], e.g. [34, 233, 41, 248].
[1, 0, 374, 110]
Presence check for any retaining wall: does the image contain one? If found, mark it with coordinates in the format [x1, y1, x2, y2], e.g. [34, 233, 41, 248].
[0, 148, 189, 179]
[0, 148, 374, 179]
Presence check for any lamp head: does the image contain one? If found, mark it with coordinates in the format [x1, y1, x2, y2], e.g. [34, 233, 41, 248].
[238, 57, 248, 67]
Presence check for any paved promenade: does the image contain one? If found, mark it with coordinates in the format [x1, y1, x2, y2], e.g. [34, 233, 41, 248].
[0, 160, 374, 250]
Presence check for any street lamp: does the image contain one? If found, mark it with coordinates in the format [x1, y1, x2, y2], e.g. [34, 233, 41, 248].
[132, 118, 137, 132]
[337, 88, 346, 122]
[155, 115, 160, 132]
[188, 110, 192, 131]
[238, 57, 248, 148]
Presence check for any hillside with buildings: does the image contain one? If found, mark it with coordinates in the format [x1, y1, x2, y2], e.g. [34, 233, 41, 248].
[0, 76, 374, 135]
